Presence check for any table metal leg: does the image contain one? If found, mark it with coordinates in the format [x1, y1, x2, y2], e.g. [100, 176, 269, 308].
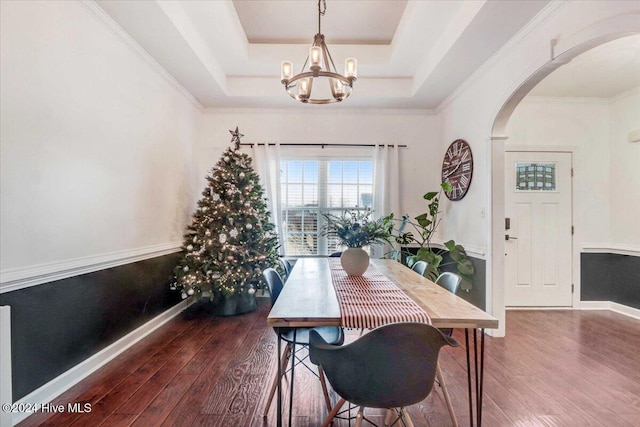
[288, 329, 296, 427]
[277, 333, 282, 427]
[465, 329, 474, 427]
[479, 329, 485, 427]
[464, 328, 486, 427]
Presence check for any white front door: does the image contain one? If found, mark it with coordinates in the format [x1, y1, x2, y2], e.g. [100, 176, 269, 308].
[504, 151, 573, 307]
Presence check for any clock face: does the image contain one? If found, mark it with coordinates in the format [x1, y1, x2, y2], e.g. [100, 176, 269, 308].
[441, 139, 473, 201]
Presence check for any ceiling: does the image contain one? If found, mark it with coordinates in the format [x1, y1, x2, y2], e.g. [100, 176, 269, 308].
[94, 1, 638, 110]
[529, 34, 640, 98]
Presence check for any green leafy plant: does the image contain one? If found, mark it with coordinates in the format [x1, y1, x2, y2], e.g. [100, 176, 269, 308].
[321, 209, 393, 248]
[389, 182, 475, 290]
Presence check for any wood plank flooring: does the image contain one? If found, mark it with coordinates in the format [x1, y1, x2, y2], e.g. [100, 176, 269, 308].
[17, 299, 640, 426]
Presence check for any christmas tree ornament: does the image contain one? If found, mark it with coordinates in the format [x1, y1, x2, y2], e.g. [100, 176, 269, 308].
[171, 128, 279, 316]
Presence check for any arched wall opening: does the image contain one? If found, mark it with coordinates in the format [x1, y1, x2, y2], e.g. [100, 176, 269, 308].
[488, 24, 639, 337]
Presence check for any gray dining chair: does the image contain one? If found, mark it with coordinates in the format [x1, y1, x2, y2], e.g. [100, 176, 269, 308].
[262, 268, 344, 418]
[411, 260, 429, 276]
[310, 322, 458, 427]
[278, 258, 292, 281]
[436, 271, 462, 296]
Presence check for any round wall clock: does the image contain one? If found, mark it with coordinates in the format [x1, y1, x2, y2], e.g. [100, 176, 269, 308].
[441, 139, 473, 201]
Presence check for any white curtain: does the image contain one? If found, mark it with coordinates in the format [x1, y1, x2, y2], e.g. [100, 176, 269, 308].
[252, 143, 285, 256]
[371, 144, 401, 258]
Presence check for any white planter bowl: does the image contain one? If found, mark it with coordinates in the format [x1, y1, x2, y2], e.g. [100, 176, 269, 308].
[340, 247, 369, 276]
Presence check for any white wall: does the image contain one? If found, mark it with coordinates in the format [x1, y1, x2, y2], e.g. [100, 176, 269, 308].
[505, 98, 612, 247]
[609, 88, 640, 246]
[434, 0, 639, 334]
[197, 108, 440, 224]
[0, 1, 201, 277]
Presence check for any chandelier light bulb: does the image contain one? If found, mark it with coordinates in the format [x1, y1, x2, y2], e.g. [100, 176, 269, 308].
[281, 61, 293, 81]
[345, 58, 357, 79]
[299, 78, 311, 99]
[333, 79, 345, 98]
[310, 46, 323, 69]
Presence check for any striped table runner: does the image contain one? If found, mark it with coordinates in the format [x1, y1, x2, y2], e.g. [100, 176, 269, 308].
[328, 259, 431, 329]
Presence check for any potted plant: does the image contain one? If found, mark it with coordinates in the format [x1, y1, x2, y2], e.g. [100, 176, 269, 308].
[390, 182, 475, 290]
[321, 209, 393, 276]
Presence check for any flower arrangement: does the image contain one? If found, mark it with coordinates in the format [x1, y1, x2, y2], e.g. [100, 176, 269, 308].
[321, 209, 393, 248]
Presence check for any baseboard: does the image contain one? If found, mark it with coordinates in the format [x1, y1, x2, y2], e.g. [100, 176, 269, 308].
[506, 302, 640, 320]
[577, 301, 640, 320]
[11, 300, 187, 426]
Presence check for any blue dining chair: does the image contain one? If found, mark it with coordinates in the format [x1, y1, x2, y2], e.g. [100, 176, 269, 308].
[262, 267, 344, 418]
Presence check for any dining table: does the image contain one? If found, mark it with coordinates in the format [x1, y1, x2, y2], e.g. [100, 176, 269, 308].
[267, 257, 499, 427]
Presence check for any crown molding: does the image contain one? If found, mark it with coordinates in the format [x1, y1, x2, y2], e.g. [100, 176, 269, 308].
[435, 1, 568, 114]
[520, 96, 610, 105]
[82, 0, 204, 112]
[609, 86, 640, 103]
[0, 242, 182, 294]
[202, 107, 436, 116]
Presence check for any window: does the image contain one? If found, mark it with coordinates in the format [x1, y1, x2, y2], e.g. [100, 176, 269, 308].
[281, 159, 374, 256]
[515, 163, 556, 191]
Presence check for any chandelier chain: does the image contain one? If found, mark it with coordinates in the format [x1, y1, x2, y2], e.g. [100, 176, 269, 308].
[318, 0, 326, 34]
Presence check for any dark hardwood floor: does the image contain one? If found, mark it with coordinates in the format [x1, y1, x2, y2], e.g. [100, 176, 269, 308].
[18, 299, 640, 426]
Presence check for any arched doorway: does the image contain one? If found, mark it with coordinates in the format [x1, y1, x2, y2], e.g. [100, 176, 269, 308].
[488, 24, 639, 336]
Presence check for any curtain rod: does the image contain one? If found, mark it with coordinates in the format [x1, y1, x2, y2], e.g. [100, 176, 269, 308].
[239, 142, 407, 148]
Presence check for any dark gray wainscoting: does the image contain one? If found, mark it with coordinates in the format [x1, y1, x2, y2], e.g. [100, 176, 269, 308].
[439, 253, 486, 311]
[400, 247, 486, 310]
[0, 253, 182, 401]
[581, 252, 640, 310]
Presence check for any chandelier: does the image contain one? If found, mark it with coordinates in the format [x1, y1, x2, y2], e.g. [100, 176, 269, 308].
[280, 0, 357, 104]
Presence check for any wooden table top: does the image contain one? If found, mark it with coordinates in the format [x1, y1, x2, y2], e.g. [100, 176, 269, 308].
[267, 257, 499, 330]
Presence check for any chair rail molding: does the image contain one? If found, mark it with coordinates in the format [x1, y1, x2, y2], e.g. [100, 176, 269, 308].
[0, 242, 182, 294]
[430, 238, 486, 260]
[580, 243, 640, 257]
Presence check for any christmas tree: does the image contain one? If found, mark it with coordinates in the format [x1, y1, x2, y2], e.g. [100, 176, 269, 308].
[171, 128, 279, 315]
